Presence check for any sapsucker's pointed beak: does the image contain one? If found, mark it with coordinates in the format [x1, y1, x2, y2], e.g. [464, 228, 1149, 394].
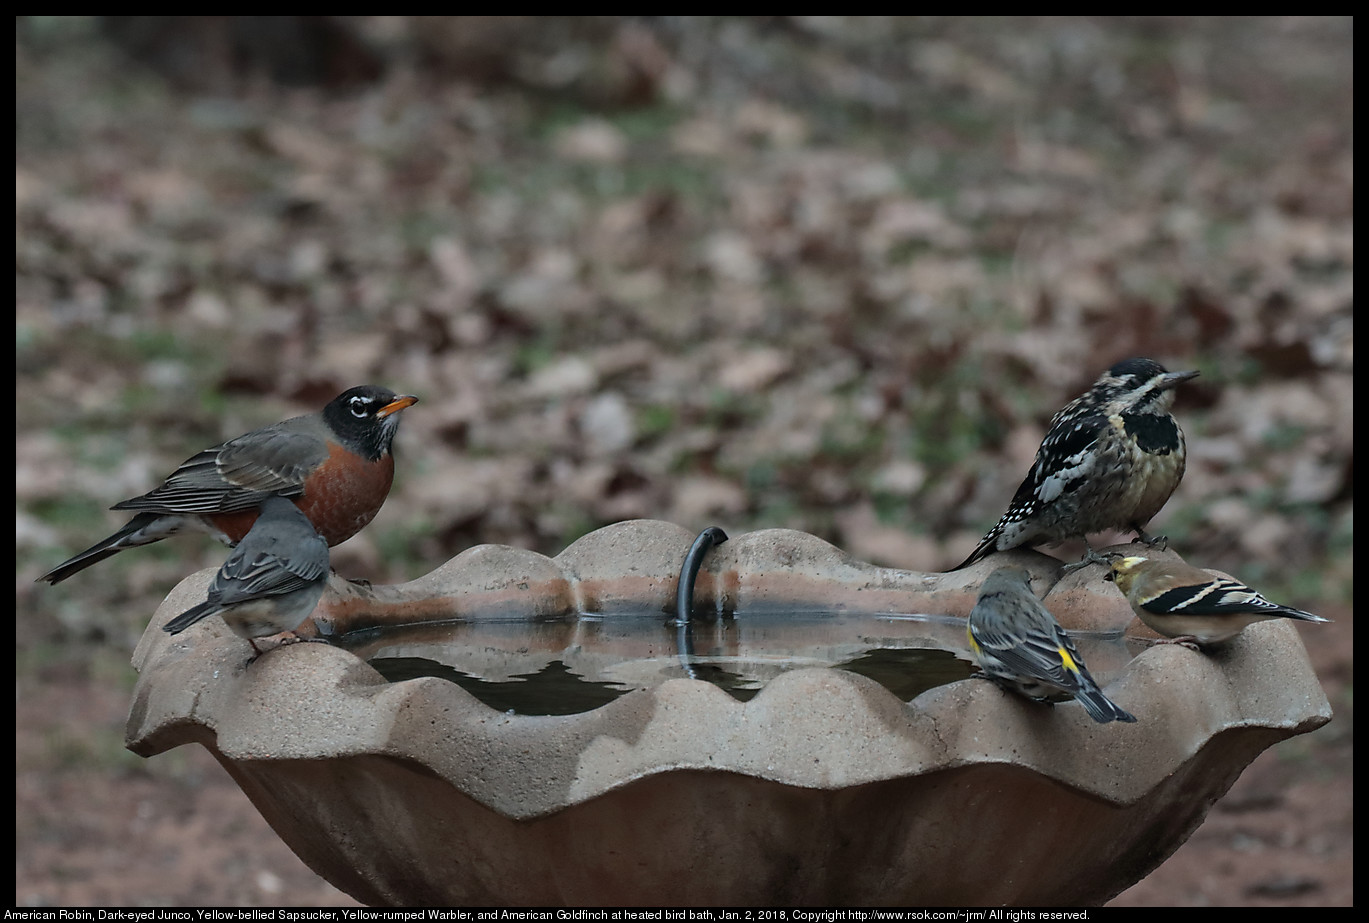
[1159, 369, 1200, 389]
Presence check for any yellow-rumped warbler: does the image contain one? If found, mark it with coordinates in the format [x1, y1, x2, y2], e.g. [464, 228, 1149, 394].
[967, 565, 1136, 723]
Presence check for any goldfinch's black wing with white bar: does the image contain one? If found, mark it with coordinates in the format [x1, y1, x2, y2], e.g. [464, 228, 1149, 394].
[1107, 554, 1329, 646]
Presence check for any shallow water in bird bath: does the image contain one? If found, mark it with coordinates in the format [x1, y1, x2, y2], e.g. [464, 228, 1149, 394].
[333, 611, 1003, 715]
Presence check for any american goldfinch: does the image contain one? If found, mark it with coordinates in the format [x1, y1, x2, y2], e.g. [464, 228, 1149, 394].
[967, 565, 1136, 723]
[1106, 554, 1330, 647]
[954, 358, 1198, 571]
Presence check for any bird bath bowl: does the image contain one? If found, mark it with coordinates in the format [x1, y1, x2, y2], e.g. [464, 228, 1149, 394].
[126, 520, 1331, 906]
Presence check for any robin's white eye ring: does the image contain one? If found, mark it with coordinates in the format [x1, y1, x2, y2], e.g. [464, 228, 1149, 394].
[349, 397, 369, 417]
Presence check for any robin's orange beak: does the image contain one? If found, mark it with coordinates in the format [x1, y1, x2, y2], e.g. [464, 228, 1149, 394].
[378, 394, 419, 417]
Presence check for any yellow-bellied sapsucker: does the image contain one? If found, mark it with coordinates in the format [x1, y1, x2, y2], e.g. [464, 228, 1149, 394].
[953, 357, 1198, 571]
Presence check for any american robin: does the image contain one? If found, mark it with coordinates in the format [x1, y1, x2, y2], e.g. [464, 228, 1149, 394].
[967, 565, 1136, 724]
[163, 495, 330, 654]
[37, 385, 418, 584]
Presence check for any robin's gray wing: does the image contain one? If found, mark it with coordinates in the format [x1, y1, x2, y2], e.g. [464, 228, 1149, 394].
[112, 422, 330, 515]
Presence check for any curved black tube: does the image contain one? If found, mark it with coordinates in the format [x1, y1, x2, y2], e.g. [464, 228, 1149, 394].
[675, 527, 729, 624]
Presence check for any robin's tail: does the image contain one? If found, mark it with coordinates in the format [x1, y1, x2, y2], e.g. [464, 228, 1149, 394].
[1074, 684, 1137, 724]
[36, 512, 180, 585]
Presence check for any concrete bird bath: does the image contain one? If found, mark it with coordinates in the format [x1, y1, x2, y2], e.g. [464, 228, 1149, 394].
[126, 520, 1331, 906]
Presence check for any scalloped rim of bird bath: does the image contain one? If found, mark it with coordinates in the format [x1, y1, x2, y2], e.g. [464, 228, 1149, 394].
[125, 520, 1331, 906]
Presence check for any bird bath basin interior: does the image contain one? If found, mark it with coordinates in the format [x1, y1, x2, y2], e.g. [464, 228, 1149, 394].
[340, 609, 982, 713]
[126, 520, 1331, 906]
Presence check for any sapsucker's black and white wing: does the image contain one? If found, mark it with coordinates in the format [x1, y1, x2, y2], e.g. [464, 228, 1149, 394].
[952, 412, 1108, 570]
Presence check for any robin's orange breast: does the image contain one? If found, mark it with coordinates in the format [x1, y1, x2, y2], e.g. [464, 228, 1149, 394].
[206, 443, 396, 546]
